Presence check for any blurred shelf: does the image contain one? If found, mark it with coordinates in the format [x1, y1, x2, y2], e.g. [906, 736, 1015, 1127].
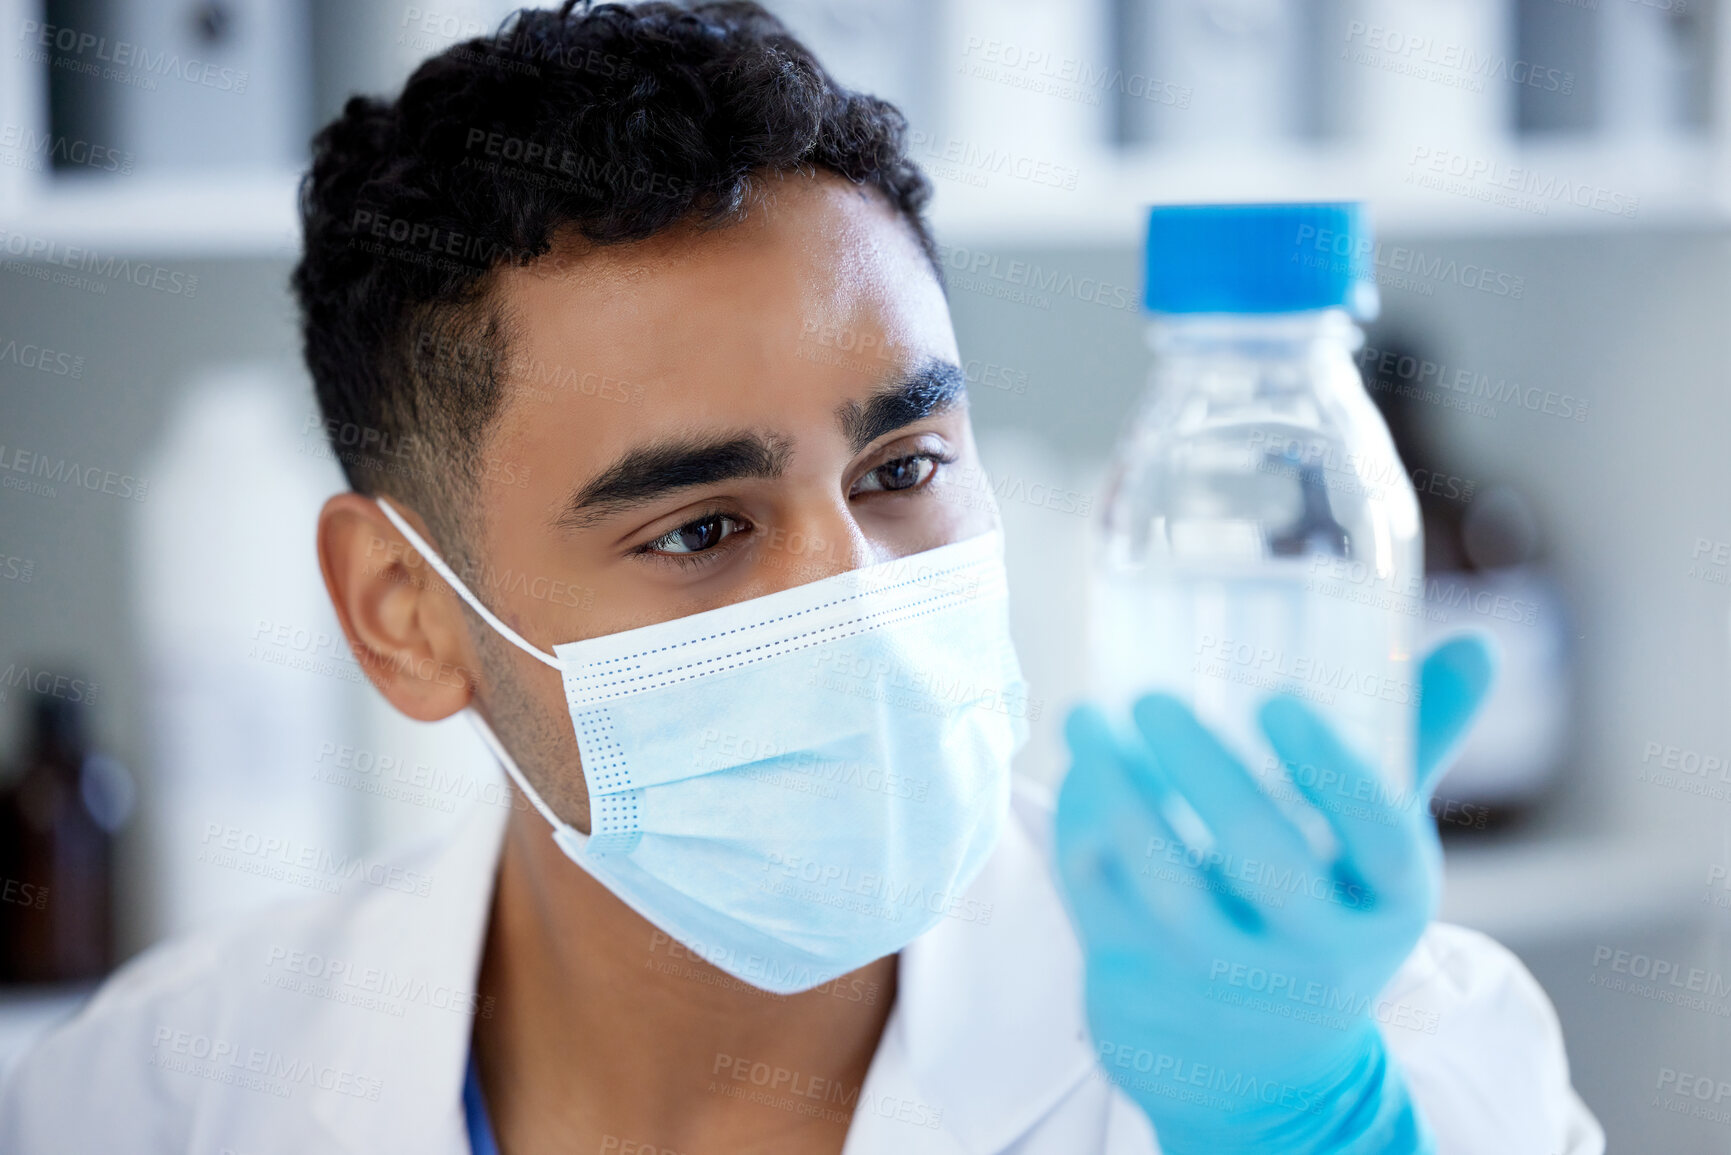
[1440, 831, 1706, 946]
[928, 136, 1731, 247]
[0, 137, 1723, 261]
[0, 169, 303, 259]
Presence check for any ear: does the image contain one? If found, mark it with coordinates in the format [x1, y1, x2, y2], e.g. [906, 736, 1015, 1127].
[317, 492, 478, 721]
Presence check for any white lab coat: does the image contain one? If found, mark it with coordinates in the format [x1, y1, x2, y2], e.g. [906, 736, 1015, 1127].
[1, 778, 1603, 1154]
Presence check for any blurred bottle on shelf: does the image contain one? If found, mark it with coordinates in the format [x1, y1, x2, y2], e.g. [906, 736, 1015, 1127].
[1360, 334, 1573, 833]
[0, 681, 134, 984]
[1516, 0, 1708, 139]
[1113, 0, 1313, 147]
[26, 0, 312, 175]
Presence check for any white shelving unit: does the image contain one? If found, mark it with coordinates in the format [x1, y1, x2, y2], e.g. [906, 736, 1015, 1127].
[0, 169, 303, 259]
[0, 137, 1720, 262]
[1440, 829, 1709, 945]
[929, 137, 1731, 248]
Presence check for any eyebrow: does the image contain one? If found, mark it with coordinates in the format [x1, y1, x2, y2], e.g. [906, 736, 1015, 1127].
[553, 359, 969, 533]
[835, 359, 968, 454]
[555, 433, 791, 531]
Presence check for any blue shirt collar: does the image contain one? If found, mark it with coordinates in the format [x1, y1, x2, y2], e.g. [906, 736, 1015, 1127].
[463, 1045, 500, 1155]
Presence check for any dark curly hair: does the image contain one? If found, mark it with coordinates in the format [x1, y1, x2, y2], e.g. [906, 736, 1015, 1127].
[292, 0, 938, 550]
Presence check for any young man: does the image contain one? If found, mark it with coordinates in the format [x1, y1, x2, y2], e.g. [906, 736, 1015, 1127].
[2, 3, 1602, 1152]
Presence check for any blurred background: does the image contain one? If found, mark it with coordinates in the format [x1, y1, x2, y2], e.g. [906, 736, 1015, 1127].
[0, 0, 1728, 1148]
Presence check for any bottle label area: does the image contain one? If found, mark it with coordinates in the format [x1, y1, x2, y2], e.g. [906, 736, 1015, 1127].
[1089, 561, 1417, 800]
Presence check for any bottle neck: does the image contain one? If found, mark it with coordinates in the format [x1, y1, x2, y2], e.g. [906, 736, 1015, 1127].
[1145, 307, 1362, 357]
[1141, 307, 1365, 407]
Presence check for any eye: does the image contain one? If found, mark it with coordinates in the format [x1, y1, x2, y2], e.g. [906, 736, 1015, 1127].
[852, 453, 948, 496]
[643, 512, 749, 556]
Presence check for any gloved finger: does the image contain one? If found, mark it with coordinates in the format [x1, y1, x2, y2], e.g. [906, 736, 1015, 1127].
[1057, 705, 1234, 948]
[1129, 693, 1318, 875]
[1415, 633, 1498, 798]
[1071, 700, 1184, 815]
[1080, 699, 1268, 933]
[1257, 695, 1426, 895]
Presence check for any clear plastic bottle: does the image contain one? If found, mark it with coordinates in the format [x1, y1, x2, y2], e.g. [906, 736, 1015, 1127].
[1091, 203, 1422, 790]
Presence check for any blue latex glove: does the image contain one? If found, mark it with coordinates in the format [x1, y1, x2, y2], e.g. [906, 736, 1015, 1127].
[1055, 635, 1496, 1154]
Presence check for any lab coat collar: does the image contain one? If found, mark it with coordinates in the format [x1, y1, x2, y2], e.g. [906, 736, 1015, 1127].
[298, 782, 1094, 1155]
[304, 797, 510, 1155]
[848, 784, 1100, 1153]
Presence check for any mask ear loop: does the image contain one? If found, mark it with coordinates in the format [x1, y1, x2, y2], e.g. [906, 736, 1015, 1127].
[373, 497, 563, 671]
[465, 707, 589, 856]
[372, 497, 587, 852]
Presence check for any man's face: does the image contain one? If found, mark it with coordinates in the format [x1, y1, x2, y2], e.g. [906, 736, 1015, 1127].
[450, 173, 995, 827]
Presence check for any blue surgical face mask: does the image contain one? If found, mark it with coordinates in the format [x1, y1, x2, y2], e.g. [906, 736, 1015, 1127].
[376, 500, 1029, 994]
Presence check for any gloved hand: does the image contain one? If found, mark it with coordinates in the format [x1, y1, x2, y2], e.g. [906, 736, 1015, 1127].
[1055, 635, 1496, 1154]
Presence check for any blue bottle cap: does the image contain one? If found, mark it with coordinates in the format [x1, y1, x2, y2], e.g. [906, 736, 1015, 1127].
[1143, 202, 1380, 319]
